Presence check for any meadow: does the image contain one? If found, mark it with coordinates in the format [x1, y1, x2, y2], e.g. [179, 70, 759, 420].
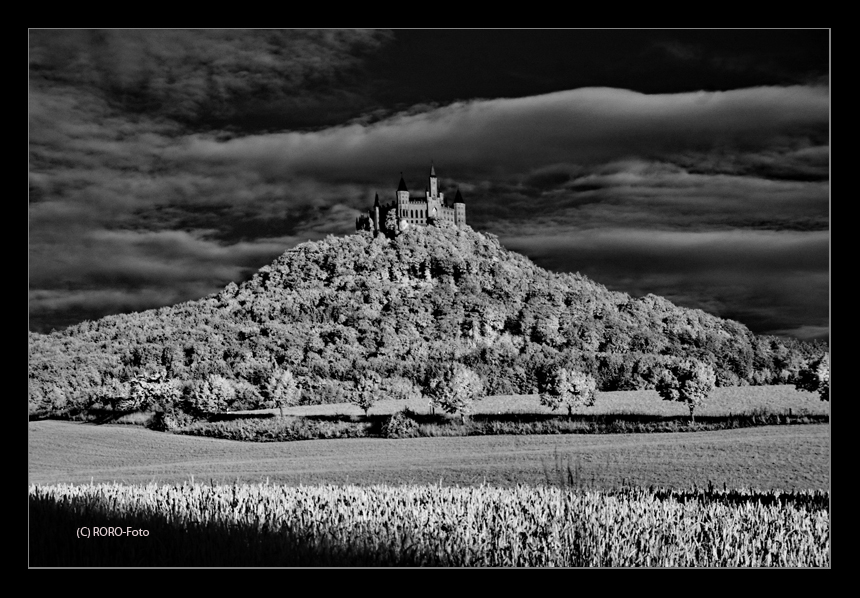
[29, 419, 829, 490]
[172, 384, 828, 443]
[240, 385, 829, 418]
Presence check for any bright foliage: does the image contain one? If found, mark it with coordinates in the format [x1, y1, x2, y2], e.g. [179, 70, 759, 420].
[426, 363, 484, 421]
[28, 226, 827, 418]
[539, 368, 597, 415]
[794, 353, 829, 402]
[655, 358, 717, 421]
[265, 369, 300, 416]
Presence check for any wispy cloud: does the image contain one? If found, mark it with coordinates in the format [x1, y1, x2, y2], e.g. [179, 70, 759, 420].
[179, 85, 828, 181]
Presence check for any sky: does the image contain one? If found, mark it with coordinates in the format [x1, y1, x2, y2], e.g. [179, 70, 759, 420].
[28, 29, 830, 341]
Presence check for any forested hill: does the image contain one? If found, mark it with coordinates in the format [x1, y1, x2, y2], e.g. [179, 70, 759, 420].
[29, 225, 824, 412]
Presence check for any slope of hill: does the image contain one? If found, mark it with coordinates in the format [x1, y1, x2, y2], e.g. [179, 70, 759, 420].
[28, 225, 824, 414]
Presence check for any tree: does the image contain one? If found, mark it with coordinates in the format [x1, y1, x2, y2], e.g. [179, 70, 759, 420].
[384, 210, 400, 237]
[794, 353, 829, 402]
[265, 369, 301, 417]
[655, 358, 716, 423]
[538, 367, 597, 417]
[99, 377, 130, 411]
[129, 369, 181, 412]
[190, 374, 235, 416]
[41, 385, 68, 414]
[426, 363, 484, 423]
[352, 371, 381, 417]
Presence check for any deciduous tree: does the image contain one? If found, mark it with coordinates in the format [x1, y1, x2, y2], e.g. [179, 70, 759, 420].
[129, 369, 181, 411]
[538, 367, 597, 417]
[655, 358, 716, 423]
[190, 374, 235, 416]
[265, 369, 301, 417]
[426, 363, 484, 423]
[352, 370, 381, 417]
[794, 353, 829, 401]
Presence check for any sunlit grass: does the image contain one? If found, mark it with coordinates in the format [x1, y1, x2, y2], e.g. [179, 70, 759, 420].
[29, 481, 830, 567]
[237, 385, 828, 418]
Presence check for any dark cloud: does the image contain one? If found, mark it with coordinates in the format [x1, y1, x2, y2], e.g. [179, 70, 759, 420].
[28, 227, 310, 331]
[29, 29, 394, 132]
[28, 30, 829, 339]
[499, 229, 829, 340]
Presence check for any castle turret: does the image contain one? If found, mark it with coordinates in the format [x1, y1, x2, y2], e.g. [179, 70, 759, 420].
[454, 187, 466, 227]
[429, 163, 438, 198]
[397, 172, 409, 219]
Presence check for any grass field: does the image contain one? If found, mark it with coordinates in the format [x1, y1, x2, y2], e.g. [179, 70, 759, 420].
[238, 385, 829, 418]
[29, 419, 829, 491]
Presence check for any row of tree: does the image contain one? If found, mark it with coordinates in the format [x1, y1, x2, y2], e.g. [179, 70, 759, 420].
[36, 349, 827, 430]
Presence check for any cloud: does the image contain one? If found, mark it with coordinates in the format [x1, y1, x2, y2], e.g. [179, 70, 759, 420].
[28, 227, 311, 331]
[654, 40, 703, 62]
[179, 85, 828, 183]
[29, 29, 394, 129]
[28, 56, 829, 338]
[498, 228, 830, 337]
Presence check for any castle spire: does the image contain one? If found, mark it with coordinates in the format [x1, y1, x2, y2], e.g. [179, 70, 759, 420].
[454, 187, 464, 204]
[397, 172, 408, 192]
[428, 162, 438, 198]
[374, 192, 380, 207]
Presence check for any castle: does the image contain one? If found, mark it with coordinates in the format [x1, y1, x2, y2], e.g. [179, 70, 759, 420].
[356, 165, 466, 235]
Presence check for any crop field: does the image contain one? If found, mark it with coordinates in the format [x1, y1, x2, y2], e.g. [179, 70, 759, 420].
[29, 481, 829, 566]
[240, 385, 829, 418]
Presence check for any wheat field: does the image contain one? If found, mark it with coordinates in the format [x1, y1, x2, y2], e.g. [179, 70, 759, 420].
[29, 481, 830, 567]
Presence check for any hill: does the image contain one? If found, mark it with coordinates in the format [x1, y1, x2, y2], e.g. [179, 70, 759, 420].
[28, 225, 824, 414]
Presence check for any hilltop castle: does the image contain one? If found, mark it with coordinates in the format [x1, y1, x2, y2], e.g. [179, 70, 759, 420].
[356, 165, 466, 235]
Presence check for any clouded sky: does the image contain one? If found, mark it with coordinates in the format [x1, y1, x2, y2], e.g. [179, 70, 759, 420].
[29, 29, 829, 340]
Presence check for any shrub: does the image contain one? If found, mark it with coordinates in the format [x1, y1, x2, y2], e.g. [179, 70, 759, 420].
[149, 410, 196, 432]
[381, 409, 420, 439]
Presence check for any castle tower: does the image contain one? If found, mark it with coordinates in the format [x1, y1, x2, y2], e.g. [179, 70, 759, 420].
[429, 163, 438, 198]
[426, 163, 444, 203]
[397, 172, 409, 219]
[454, 187, 466, 226]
